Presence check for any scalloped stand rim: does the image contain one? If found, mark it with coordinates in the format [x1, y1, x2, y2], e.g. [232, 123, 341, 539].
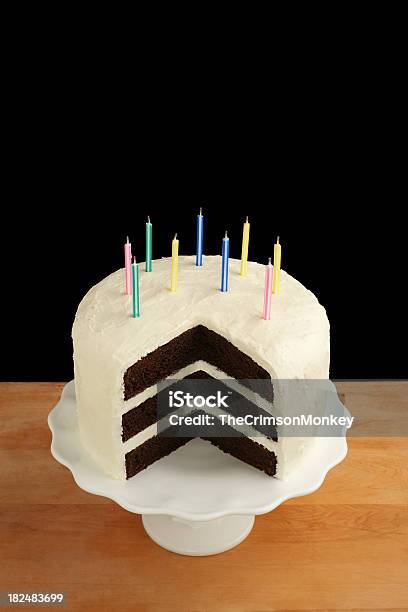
[48, 381, 348, 555]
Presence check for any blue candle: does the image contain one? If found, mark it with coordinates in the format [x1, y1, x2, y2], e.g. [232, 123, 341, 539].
[220, 231, 229, 292]
[196, 207, 204, 266]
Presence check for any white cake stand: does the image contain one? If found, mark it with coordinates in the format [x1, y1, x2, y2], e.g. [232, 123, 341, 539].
[48, 381, 348, 556]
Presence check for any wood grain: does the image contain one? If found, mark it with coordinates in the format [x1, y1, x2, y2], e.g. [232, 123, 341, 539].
[0, 382, 407, 611]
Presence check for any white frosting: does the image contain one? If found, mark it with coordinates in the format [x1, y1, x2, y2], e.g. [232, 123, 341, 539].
[72, 255, 330, 479]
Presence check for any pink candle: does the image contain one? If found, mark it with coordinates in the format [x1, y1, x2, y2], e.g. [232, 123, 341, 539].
[263, 258, 273, 320]
[124, 236, 132, 295]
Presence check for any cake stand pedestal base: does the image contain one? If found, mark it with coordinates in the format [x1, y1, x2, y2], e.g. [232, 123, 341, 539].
[142, 514, 255, 556]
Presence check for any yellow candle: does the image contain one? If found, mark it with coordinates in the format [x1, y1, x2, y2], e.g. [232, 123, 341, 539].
[272, 236, 281, 294]
[170, 233, 179, 292]
[239, 216, 250, 276]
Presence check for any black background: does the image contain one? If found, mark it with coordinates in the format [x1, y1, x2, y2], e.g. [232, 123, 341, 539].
[1, 150, 405, 381]
[0, 5, 406, 382]
[1, 52, 406, 382]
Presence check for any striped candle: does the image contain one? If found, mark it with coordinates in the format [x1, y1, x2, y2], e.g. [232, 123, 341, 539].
[196, 208, 204, 266]
[170, 234, 179, 292]
[220, 231, 229, 292]
[263, 258, 273, 320]
[272, 236, 281, 294]
[124, 236, 132, 295]
[132, 256, 140, 317]
[145, 216, 152, 272]
[239, 216, 250, 276]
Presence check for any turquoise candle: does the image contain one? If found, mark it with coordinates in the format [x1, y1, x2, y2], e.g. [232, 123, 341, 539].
[145, 216, 152, 272]
[132, 257, 140, 317]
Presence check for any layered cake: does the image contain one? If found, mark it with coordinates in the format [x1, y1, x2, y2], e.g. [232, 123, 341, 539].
[72, 255, 330, 480]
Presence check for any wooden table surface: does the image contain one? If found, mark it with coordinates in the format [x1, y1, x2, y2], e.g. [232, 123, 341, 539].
[0, 382, 407, 611]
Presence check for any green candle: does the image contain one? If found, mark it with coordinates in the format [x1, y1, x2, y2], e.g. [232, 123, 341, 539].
[132, 257, 140, 317]
[145, 216, 152, 272]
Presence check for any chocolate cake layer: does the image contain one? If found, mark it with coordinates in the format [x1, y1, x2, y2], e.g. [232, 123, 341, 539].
[124, 325, 273, 402]
[122, 371, 277, 443]
[125, 433, 277, 479]
[125, 435, 192, 479]
[202, 436, 277, 476]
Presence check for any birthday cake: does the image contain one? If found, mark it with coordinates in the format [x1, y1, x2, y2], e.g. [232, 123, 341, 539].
[72, 255, 330, 480]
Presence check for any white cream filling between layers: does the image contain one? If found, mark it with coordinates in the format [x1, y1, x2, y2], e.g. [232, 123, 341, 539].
[120, 361, 317, 479]
[121, 361, 282, 475]
[122, 412, 280, 456]
[120, 360, 276, 452]
[121, 360, 275, 415]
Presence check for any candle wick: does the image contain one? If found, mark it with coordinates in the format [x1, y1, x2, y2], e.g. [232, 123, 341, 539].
[126, 236, 129, 243]
[224, 231, 228, 238]
[246, 216, 249, 223]
[174, 233, 177, 240]
[277, 236, 280, 244]
[268, 257, 271, 264]
[199, 207, 202, 215]
[147, 216, 150, 223]
[133, 256, 136, 264]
